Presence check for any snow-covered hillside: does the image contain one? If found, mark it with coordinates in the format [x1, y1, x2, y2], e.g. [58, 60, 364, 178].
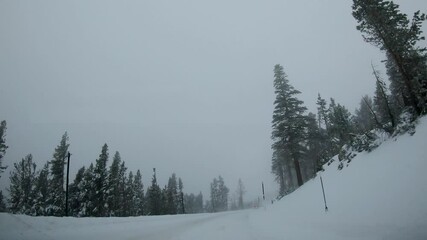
[1, 118, 427, 240]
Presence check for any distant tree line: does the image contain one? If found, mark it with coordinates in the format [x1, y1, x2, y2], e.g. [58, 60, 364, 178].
[271, 0, 427, 197]
[0, 129, 216, 216]
[0, 124, 243, 216]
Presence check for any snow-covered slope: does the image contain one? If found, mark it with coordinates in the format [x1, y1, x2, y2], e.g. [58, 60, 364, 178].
[1, 118, 427, 240]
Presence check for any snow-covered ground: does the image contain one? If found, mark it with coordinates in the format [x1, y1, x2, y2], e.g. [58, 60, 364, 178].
[1, 118, 427, 240]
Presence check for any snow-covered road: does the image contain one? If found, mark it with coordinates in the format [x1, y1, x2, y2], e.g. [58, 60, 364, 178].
[0, 210, 262, 240]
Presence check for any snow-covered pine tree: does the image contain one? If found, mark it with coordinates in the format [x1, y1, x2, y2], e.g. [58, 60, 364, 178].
[69, 166, 85, 217]
[178, 177, 185, 214]
[236, 178, 245, 209]
[354, 95, 376, 133]
[217, 176, 229, 212]
[0, 191, 7, 212]
[352, 0, 427, 116]
[124, 171, 135, 216]
[166, 173, 178, 215]
[373, 66, 397, 132]
[117, 161, 127, 216]
[133, 170, 144, 216]
[146, 169, 162, 215]
[93, 143, 109, 217]
[0, 120, 8, 177]
[210, 177, 219, 212]
[304, 112, 325, 177]
[80, 163, 95, 217]
[328, 98, 354, 148]
[32, 163, 49, 216]
[316, 94, 329, 129]
[271, 64, 307, 192]
[8, 154, 37, 215]
[194, 192, 203, 213]
[184, 193, 195, 213]
[47, 132, 69, 216]
[106, 151, 121, 216]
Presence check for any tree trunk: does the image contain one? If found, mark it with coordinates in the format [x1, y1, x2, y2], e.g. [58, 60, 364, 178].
[293, 159, 304, 187]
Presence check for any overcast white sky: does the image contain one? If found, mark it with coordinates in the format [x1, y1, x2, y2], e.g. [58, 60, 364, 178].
[1, 0, 426, 201]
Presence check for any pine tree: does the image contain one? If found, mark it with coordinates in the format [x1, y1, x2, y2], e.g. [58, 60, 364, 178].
[8, 154, 37, 215]
[271, 64, 307, 192]
[178, 178, 185, 214]
[352, 0, 427, 116]
[69, 166, 85, 217]
[210, 177, 219, 212]
[354, 95, 376, 133]
[373, 66, 397, 131]
[0, 191, 6, 212]
[80, 163, 95, 217]
[217, 176, 229, 212]
[124, 171, 135, 216]
[184, 193, 195, 214]
[236, 178, 245, 209]
[328, 99, 354, 147]
[146, 168, 162, 215]
[304, 112, 325, 176]
[32, 163, 49, 216]
[166, 173, 178, 215]
[47, 132, 70, 216]
[0, 120, 8, 177]
[316, 94, 329, 129]
[194, 192, 203, 213]
[106, 151, 121, 216]
[93, 143, 109, 217]
[210, 176, 229, 212]
[133, 170, 144, 216]
[116, 161, 127, 216]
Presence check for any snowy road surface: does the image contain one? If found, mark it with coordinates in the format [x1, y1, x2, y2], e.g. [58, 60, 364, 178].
[1, 210, 264, 240]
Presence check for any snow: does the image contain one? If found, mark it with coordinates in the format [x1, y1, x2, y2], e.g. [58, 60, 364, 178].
[1, 117, 427, 240]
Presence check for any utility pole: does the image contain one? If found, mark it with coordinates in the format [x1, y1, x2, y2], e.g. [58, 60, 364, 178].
[65, 152, 71, 216]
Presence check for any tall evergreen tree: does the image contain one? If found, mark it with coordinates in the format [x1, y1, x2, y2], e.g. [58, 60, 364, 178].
[352, 0, 427, 116]
[93, 143, 109, 217]
[0, 190, 6, 212]
[354, 95, 376, 133]
[133, 170, 145, 216]
[48, 132, 70, 216]
[236, 178, 245, 210]
[146, 168, 162, 215]
[178, 177, 185, 214]
[0, 120, 8, 177]
[33, 163, 49, 216]
[217, 176, 229, 212]
[80, 163, 95, 217]
[303, 112, 323, 177]
[8, 154, 37, 215]
[210, 177, 219, 212]
[106, 151, 121, 216]
[194, 192, 204, 213]
[166, 173, 178, 215]
[271, 64, 307, 192]
[69, 166, 85, 217]
[210, 176, 229, 212]
[373, 67, 397, 131]
[328, 99, 354, 147]
[316, 94, 329, 129]
[124, 171, 135, 216]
